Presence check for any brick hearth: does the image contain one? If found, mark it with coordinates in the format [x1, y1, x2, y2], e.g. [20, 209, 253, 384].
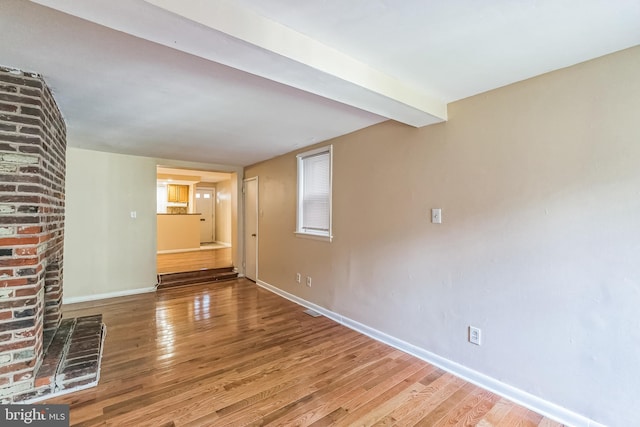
[34, 314, 105, 398]
[0, 65, 70, 402]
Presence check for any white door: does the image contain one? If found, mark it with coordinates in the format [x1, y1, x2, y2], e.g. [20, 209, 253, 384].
[244, 178, 258, 281]
[196, 189, 215, 243]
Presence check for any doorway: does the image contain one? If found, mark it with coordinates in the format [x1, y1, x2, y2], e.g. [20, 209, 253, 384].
[156, 166, 235, 275]
[244, 177, 258, 282]
[196, 188, 215, 243]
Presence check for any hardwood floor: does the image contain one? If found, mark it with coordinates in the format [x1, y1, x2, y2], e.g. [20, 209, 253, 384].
[47, 279, 564, 426]
[157, 247, 233, 274]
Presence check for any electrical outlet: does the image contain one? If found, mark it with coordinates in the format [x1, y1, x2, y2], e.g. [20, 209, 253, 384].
[306, 276, 312, 287]
[296, 273, 301, 284]
[469, 326, 482, 345]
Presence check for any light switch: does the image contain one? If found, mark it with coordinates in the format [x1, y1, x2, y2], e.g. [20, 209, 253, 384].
[130, 211, 137, 219]
[431, 208, 442, 224]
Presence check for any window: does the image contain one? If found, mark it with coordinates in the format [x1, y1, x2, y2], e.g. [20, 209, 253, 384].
[296, 145, 332, 241]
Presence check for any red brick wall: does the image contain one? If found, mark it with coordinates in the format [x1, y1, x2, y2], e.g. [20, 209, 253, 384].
[0, 66, 66, 401]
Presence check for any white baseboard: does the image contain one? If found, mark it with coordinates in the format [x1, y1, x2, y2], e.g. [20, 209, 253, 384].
[157, 248, 200, 254]
[63, 287, 156, 304]
[255, 279, 600, 427]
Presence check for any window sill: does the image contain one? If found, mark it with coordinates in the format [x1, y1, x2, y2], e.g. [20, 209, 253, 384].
[294, 231, 333, 242]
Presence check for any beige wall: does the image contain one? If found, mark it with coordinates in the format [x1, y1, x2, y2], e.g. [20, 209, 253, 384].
[244, 46, 640, 426]
[215, 179, 232, 244]
[64, 147, 158, 300]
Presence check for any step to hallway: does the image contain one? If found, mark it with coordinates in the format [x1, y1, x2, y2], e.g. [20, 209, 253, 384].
[156, 267, 238, 290]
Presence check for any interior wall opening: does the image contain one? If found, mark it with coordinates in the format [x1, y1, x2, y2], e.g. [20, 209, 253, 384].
[156, 166, 234, 275]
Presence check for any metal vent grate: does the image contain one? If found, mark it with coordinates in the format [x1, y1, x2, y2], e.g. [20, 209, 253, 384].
[303, 309, 322, 318]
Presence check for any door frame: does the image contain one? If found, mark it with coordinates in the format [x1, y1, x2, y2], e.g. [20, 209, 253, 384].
[243, 177, 258, 281]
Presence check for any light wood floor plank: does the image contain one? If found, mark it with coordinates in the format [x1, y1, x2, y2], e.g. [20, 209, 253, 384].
[393, 374, 468, 426]
[317, 359, 443, 426]
[454, 390, 501, 427]
[432, 388, 496, 427]
[538, 417, 565, 427]
[414, 382, 477, 426]
[496, 405, 541, 427]
[157, 247, 232, 274]
[478, 397, 518, 427]
[370, 368, 446, 426]
[45, 279, 556, 426]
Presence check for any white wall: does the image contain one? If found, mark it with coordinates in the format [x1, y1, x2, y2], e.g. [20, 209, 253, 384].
[245, 46, 640, 426]
[64, 148, 158, 300]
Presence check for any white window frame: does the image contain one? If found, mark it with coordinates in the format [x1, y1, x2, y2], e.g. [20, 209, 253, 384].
[295, 145, 333, 242]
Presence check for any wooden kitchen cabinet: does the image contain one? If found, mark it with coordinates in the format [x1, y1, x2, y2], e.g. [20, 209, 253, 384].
[167, 184, 189, 203]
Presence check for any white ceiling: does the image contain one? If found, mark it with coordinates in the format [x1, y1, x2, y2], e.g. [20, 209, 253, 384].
[1, 1, 638, 167]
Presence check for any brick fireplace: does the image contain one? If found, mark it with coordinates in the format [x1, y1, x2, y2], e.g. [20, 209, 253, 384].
[0, 66, 67, 402]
